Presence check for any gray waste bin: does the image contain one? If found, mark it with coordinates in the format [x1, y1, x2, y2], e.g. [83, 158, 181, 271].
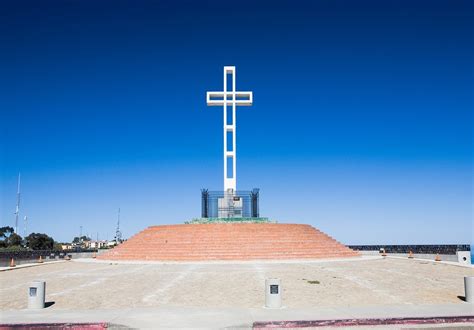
[465, 276, 473, 303]
[28, 280, 46, 309]
[265, 278, 282, 308]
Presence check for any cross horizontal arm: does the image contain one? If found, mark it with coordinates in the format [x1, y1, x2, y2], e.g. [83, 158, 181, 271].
[206, 91, 253, 106]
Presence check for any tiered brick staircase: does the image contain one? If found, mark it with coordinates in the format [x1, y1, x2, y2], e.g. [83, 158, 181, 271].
[98, 223, 359, 261]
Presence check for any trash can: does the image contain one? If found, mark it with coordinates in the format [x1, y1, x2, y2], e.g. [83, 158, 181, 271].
[265, 278, 282, 308]
[465, 276, 473, 303]
[28, 280, 46, 309]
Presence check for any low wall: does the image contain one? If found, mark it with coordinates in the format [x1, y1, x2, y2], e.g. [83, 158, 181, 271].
[0, 249, 105, 267]
[348, 244, 470, 254]
[357, 250, 459, 262]
[352, 245, 471, 263]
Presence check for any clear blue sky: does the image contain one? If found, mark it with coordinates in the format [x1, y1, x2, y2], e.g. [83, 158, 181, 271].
[0, 0, 472, 244]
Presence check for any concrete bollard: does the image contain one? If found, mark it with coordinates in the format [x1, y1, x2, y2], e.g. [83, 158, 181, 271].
[465, 276, 474, 303]
[28, 280, 46, 309]
[457, 251, 471, 265]
[265, 278, 282, 309]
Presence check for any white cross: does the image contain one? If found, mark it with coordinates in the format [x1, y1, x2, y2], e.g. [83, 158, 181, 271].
[206, 66, 253, 193]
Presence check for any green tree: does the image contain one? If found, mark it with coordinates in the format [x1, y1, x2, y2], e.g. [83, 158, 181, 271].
[0, 226, 14, 238]
[7, 233, 23, 246]
[53, 242, 63, 251]
[0, 226, 15, 247]
[72, 236, 90, 244]
[26, 233, 55, 250]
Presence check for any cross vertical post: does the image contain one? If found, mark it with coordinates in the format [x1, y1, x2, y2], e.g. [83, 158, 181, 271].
[206, 66, 253, 195]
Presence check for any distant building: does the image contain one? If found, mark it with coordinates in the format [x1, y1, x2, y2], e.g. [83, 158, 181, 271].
[61, 243, 72, 250]
[107, 240, 118, 248]
[89, 240, 109, 249]
[70, 238, 118, 250]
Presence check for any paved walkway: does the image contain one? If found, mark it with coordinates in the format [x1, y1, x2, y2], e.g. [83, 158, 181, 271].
[1, 304, 473, 328]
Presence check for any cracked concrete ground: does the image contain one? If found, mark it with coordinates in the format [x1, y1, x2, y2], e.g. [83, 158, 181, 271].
[0, 257, 472, 311]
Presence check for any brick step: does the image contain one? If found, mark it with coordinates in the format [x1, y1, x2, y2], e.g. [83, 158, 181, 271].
[136, 231, 332, 235]
[130, 235, 336, 239]
[123, 236, 340, 241]
[104, 255, 357, 261]
[114, 249, 349, 253]
[120, 240, 340, 247]
[110, 243, 352, 249]
[113, 245, 350, 251]
[126, 234, 337, 238]
[109, 253, 357, 258]
[112, 248, 352, 254]
[132, 237, 338, 242]
[137, 230, 334, 235]
[105, 254, 358, 260]
[122, 242, 342, 247]
[104, 249, 354, 254]
[103, 252, 356, 258]
[107, 255, 358, 260]
[141, 227, 328, 232]
[121, 240, 344, 244]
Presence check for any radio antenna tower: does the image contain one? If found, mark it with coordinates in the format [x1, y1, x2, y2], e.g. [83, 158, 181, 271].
[14, 173, 21, 233]
[115, 208, 122, 243]
[23, 216, 28, 238]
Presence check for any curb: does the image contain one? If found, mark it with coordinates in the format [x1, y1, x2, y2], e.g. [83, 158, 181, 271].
[0, 260, 66, 272]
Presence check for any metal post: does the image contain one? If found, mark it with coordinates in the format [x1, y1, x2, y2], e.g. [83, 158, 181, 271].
[201, 189, 209, 218]
[23, 215, 28, 239]
[14, 173, 21, 233]
[251, 188, 259, 218]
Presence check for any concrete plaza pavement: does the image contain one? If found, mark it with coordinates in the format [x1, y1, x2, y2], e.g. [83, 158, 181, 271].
[0, 256, 472, 328]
